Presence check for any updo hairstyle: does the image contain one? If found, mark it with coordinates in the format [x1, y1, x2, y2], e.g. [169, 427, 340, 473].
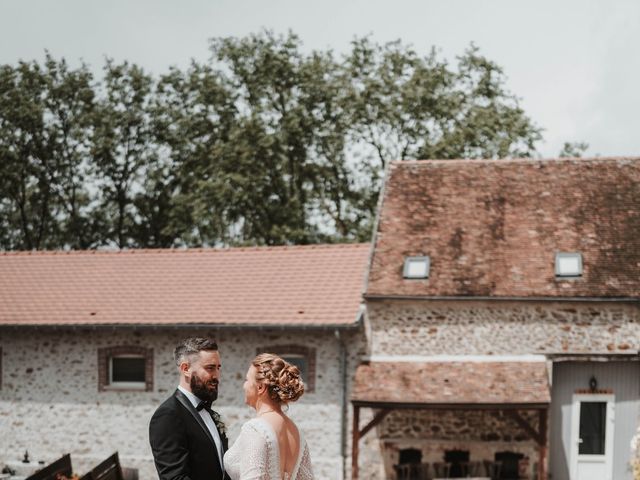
[252, 353, 305, 404]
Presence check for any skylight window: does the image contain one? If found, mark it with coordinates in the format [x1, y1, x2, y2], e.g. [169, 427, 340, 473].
[555, 252, 583, 278]
[403, 256, 430, 279]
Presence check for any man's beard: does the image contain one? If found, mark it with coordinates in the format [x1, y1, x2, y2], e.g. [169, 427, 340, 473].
[190, 373, 218, 402]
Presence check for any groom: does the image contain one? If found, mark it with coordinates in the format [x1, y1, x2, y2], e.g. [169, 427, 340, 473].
[149, 337, 229, 480]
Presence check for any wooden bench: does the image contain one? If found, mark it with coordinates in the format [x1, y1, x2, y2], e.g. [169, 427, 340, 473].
[25, 454, 72, 480]
[79, 453, 123, 480]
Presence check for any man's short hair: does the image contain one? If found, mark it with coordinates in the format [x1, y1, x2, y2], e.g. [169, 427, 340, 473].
[173, 337, 218, 366]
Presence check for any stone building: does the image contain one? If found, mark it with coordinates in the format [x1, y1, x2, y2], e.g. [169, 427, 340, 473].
[351, 158, 640, 480]
[2, 157, 639, 480]
[0, 244, 369, 480]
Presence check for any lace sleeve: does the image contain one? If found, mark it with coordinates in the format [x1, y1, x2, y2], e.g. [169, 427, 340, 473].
[295, 440, 315, 480]
[225, 422, 271, 480]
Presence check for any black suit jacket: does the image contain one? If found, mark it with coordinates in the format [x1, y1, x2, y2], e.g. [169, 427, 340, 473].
[149, 389, 229, 480]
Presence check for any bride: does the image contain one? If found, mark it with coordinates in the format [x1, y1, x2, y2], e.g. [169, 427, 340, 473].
[224, 353, 315, 480]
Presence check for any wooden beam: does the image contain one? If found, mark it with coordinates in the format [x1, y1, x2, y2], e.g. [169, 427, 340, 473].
[351, 407, 391, 480]
[359, 409, 392, 438]
[352, 400, 549, 411]
[538, 408, 548, 480]
[506, 410, 543, 445]
[351, 405, 360, 480]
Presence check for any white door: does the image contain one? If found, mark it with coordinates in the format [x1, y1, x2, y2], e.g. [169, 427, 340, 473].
[569, 394, 615, 480]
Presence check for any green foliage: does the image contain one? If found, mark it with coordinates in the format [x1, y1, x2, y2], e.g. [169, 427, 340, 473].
[0, 55, 98, 249]
[0, 32, 547, 250]
[91, 60, 156, 248]
[559, 141, 589, 158]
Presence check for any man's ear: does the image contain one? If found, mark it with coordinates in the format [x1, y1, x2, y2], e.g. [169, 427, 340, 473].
[179, 361, 190, 376]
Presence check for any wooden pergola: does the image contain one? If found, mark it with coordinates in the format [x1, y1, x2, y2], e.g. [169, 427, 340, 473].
[350, 360, 551, 480]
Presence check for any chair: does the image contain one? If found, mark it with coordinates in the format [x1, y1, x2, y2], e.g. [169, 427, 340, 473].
[432, 462, 451, 478]
[458, 461, 470, 477]
[445, 449, 469, 478]
[394, 463, 411, 480]
[414, 463, 430, 480]
[494, 451, 524, 479]
[79, 453, 123, 480]
[468, 461, 483, 477]
[459, 461, 483, 477]
[25, 454, 72, 480]
[393, 462, 429, 480]
[483, 460, 502, 480]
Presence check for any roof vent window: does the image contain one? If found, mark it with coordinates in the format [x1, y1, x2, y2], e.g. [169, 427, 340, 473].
[403, 256, 430, 279]
[555, 252, 583, 278]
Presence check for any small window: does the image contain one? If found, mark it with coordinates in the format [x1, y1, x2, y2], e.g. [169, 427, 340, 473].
[555, 252, 583, 278]
[256, 345, 316, 393]
[98, 346, 153, 392]
[403, 256, 430, 279]
[281, 354, 307, 380]
[110, 355, 146, 387]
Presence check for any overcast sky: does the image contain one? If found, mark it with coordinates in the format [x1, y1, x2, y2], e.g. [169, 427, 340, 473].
[1, 0, 639, 158]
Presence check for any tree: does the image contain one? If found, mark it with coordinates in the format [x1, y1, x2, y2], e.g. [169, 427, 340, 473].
[0, 55, 97, 249]
[342, 39, 542, 232]
[149, 63, 238, 246]
[559, 141, 589, 158]
[0, 60, 49, 250]
[1, 33, 548, 250]
[91, 60, 156, 248]
[41, 55, 100, 248]
[207, 31, 343, 244]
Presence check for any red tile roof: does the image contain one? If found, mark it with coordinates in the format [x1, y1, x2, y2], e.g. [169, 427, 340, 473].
[0, 244, 369, 327]
[367, 157, 640, 299]
[351, 361, 550, 407]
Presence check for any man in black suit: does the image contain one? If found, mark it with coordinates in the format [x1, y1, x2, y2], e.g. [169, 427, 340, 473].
[149, 337, 229, 480]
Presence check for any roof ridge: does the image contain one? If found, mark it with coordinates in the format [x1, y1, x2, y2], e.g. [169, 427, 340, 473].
[0, 242, 370, 256]
[391, 156, 640, 166]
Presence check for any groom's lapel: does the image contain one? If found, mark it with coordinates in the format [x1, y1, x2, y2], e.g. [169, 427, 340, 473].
[212, 409, 228, 452]
[174, 389, 217, 450]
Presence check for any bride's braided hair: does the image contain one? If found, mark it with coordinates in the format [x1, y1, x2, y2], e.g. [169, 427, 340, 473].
[252, 353, 305, 404]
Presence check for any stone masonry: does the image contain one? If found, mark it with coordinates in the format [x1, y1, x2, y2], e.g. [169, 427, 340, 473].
[352, 299, 640, 479]
[367, 300, 640, 355]
[0, 327, 365, 480]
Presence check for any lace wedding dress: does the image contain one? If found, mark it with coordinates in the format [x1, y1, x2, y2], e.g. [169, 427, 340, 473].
[224, 418, 314, 480]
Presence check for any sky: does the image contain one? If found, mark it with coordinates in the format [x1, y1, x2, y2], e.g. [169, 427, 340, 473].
[1, 0, 639, 158]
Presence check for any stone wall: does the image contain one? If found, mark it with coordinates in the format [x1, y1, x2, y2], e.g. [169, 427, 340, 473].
[381, 409, 538, 442]
[367, 300, 640, 355]
[379, 409, 538, 478]
[353, 408, 541, 479]
[351, 300, 640, 479]
[0, 327, 365, 480]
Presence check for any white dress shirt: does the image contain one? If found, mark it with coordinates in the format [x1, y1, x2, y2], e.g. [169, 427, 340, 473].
[178, 385, 224, 470]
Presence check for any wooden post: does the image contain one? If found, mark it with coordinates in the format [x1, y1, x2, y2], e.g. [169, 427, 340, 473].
[352, 405, 360, 480]
[538, 408, 548, 480]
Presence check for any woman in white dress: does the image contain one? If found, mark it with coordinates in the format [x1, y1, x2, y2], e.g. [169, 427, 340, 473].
[224, 353, 315, 480]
